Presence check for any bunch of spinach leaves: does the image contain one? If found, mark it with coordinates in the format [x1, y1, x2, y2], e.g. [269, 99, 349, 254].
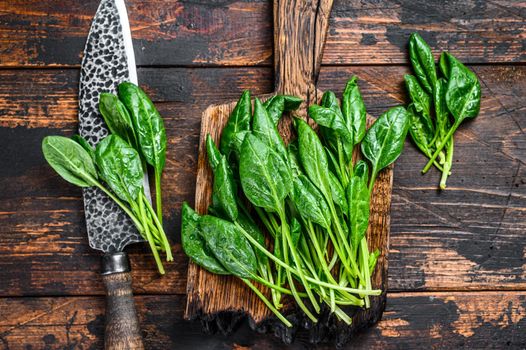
[42, 82, 172, 274]
[181, 78, 410, 326]
[405, 33, 481, 188]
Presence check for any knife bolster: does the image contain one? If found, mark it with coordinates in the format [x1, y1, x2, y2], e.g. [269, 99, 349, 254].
[102, 252, 145, 350]
[102, 251, 131, 275]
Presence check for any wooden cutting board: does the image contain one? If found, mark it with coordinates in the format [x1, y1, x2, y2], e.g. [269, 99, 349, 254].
[185, 0, 392, 345]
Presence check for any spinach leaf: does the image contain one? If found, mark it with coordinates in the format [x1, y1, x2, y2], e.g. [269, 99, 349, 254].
[220, 90, 252, 157]
[445, 54, 481, 123]
[290, 218, 301, 248]
[342, 76, 366, 145]
[118, 82, 167, 174]
[407, 104, 435, 158]
[408, 32, 437, 94]
[181, 203, 230, 275]
[252, 98, 287, 159]
[354, 160, 369, 181]
[206, 134, 221, 171]
[199, 215, 258, 279]
[263, 95, 302, 125]
[404, 74, 431, 118]
[296, 119, 332, 200]
[329, 171, 348, 214]
[361, 106, 410, 188]
[71, 134, 96, 163]
[291, 174, 331, 229]
[434, 78, 449, 137]
[439, 52, 450, 79]
[42, 136, 98, 187]
[308, 104, 352, 145]
[212, 156, 239, 222]
[95, 135, 143, 202]
[239, 133, 292, 213]
[99, 93, 137, 147]
[236, 208, 268, 265]
[347, 172, 370, 254]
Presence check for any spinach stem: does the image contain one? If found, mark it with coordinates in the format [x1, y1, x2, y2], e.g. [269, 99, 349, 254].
[138, 195, 164, 274]
[154, 169, 163, 225]
[142, 192, 173, 261]
[242, 279, 292, 328]
[422, 119, 461, 173]
[440, 137, 454, 189]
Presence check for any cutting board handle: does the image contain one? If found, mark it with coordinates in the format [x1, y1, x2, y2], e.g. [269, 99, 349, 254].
[101, 252, 145, 350]
[273, 0, 333, 104]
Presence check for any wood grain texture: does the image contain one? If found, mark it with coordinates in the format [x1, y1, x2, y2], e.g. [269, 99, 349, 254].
[1, 292, 525, 349]
[1, 0, 524, 67]
[102, 272, 144, 350]
[0, 65, 523, 297]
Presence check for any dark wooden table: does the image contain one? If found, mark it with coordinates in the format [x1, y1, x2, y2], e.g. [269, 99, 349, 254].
[0, 0, 524, 348]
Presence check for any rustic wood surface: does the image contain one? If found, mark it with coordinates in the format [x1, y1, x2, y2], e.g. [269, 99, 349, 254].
[0, 0, 524, 348]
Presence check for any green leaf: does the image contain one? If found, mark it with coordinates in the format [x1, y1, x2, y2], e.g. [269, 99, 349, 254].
[444, 53, 481, 123]
[211, 156, 239, 222]
[98, 93, 137, 147]
[408, 32, 437, 94]
[95, 135, 144, 202]
[321, 91, 339, 111]
[361, 106, 411, 178]
[439, 52, 450, 79]
[263, 95, 302, 125]
[291, 174, 331, 229]
[252, 98, 287, 159]
[342, 76, 367, 145]
[347, 173, 370, 254]
[404, 74, 431, 118]
[199, 215, 258, 279]
[407, 104, 435, 157]
[239, 133, 292, 213]
[290, 218, 301, 248]
[220, 90, 252, 157]
[296, 119, 332, 200]
[328, 171, 348, 214]
[308, 105, 352, 145]
[434, 78, 450, 138]
[236, 208, 268, 265]
[118, 82, 167, 174]
[181, 203, 230, 275]
[206, 134, 221, 171]
[354, 160, 369, 181]
[71, 134, 96, 163]
[42, 136, 98, 187]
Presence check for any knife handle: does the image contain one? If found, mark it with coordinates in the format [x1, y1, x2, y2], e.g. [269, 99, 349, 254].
[101, 252, 145, 350]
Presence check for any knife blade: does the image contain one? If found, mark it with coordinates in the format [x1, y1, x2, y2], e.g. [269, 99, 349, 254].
[79, 0, 149, 253]
[80, 0, 146, 348]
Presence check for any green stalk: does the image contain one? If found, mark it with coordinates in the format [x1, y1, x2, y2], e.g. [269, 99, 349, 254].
[142, 192, 172, 261]
[92, 180, 144, 232]
[280, 213, 319, 321]
[328, 203, 360, 276]
[440, 137, 454, 189]
[154, 169, 163, 225]
[138, 195, 164, 274]
[242, 279, 292, 328]
[422, 119, 461, 173]
[237, 225, 381, 295]
[360, 237, 371, 308]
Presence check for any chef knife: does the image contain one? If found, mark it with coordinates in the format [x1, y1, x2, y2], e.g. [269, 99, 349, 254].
[79, 0, 146, 348]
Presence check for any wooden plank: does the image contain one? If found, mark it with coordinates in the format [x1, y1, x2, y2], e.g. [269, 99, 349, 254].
[1, 0, 524, 67]
[0, 0, 272, 67]
[0, 65, 523, 297]
[324, 0, 526, 65]
[0, 292, 525, 349]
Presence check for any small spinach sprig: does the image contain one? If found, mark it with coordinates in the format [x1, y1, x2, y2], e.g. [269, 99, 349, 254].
[181, 78, 410, 326]
[42, 82, 172, 274]
[405, 33, 481, 188]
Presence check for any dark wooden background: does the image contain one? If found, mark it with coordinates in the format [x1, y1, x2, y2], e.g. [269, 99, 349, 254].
[0, 0, 525, 348]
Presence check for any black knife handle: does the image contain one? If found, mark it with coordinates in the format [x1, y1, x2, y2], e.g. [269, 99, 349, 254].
[101, 252, 145, 350]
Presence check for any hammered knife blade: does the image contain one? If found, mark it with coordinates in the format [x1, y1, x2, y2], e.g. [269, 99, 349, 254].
[79, 0, 147, 348]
